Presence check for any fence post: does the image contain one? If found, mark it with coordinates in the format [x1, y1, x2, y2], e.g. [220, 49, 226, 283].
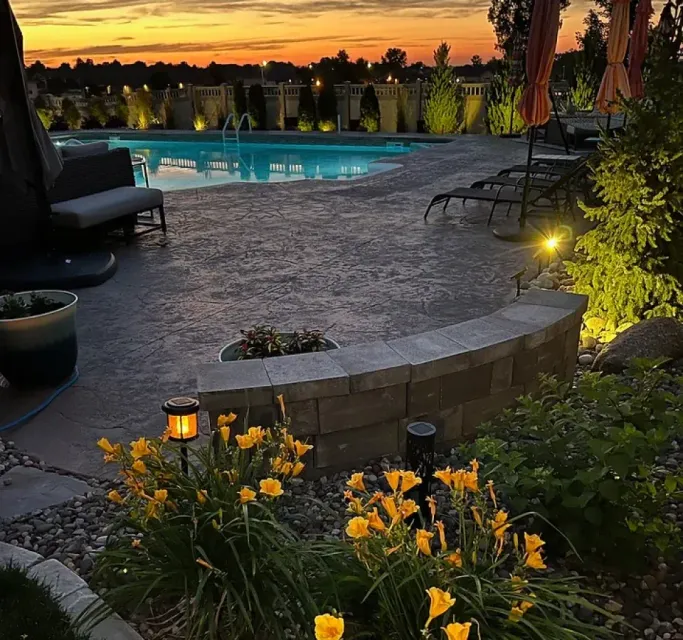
[344, 81, 351, 130]
[278, 83, 286, 130]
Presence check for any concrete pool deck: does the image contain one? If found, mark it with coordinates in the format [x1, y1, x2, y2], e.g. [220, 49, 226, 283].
[3, 135, 540, 476]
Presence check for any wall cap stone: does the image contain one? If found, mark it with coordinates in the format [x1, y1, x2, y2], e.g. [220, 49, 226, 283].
[328, 341, 410, 392]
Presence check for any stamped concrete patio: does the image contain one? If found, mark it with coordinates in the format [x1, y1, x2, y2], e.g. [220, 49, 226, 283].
[4, 136, 538, 476]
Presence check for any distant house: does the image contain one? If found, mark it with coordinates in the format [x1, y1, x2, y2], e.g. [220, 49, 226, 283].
[26, 80, 39, 100]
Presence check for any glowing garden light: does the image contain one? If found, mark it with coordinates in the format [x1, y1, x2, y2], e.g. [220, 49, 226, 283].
[162, 397, 200, 475]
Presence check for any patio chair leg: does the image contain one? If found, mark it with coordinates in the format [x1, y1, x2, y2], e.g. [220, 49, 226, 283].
[443, 199, 450, 212]
[487, 202, 498, 226]
[506, 202, 513, 217]
[159, 205, 167, 234]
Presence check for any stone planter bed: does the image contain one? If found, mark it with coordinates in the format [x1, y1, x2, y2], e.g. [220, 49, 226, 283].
[2, 421, 682, 640]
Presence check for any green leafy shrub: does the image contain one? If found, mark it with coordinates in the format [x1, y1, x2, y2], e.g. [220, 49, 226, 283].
[91, 407, 342, 640]
[469, 363, 683, 567]
[37, 107, 54, 130]
[317, 82, 338, 131]
[485, 64, 525, 135]
[237, 325, 327, 359]
[566, 51, 683, 328]
[61, 98, 82, 130]
[0, 565, 89, 640]
[232, 80, 247, 123]
[160, 95, 175, 129]
[396, 88, 408, 133]
[339, 464, 611, 640]
[128, 89, 153, 130]
[0, 293, 65, 320]
[112, 94, 128, 127]
[88, 96, 109, 126]
[424, 42, 464, 134]
[359, 84, 380, 132]
[298, 84, 317, 131]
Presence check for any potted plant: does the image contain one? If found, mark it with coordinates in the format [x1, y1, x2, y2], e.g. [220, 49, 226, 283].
[0, 291, 78, 388]
[219, 325, 339, 362]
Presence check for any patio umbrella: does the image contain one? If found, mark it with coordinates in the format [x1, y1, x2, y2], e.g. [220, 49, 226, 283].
[0, 1, 62, 192]
[596, 0, 632, 114]
[494, 0, 561, 241]
[628, 0, 654, 99]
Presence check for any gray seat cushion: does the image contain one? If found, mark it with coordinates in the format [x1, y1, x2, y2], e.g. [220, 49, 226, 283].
[60, 142, 109, 159]
[51, 186, 163, 229]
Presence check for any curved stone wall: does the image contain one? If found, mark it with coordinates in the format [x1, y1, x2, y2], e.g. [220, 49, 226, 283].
[197, 289, 587, 472]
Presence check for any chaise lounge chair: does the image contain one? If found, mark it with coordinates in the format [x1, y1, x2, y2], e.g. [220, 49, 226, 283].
[423, 158, 587, 223]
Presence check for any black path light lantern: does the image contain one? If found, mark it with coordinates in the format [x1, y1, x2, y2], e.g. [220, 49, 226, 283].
[162, 397, 200, 475]
[405, 421, 437, 519]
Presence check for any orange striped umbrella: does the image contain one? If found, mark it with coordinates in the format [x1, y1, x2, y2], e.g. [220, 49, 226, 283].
[596, 0, 632, 113]
[518, 0, 562, 126]
[628, 0, 653, 99]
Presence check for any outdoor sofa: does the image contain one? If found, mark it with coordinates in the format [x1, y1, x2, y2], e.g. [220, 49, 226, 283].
[48, 144, 166, 237]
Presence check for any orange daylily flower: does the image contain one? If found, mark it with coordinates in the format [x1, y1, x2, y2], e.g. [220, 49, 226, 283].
[384, 470, 401, 492]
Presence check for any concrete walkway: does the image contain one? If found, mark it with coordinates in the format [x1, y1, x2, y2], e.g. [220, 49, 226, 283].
[3, 136, 535, 476]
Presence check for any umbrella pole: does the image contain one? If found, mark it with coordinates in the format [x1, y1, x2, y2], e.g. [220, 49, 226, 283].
[519, 126, 537, 230]
[508, 98, 515, 135]
[606, 113, 612, 132]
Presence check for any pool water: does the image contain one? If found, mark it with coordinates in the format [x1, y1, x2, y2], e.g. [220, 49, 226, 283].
[97, 138, 415, 190]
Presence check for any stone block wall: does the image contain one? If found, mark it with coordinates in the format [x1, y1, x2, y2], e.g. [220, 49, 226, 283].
[196, 290, 587, 473]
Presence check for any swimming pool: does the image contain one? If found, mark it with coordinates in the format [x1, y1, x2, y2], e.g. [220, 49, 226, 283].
[63, 136, 418, 190]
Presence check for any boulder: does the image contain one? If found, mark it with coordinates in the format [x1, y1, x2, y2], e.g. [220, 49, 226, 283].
[593, 317, 683, 373]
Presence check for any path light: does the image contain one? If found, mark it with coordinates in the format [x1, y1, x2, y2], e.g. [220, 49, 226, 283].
[405, 422, 437, 520]
[315, 79, 321, 87]
[162, 397, 200, 475]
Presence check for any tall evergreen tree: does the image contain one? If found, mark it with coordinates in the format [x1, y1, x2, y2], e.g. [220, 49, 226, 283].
[248, 84, 267, 130]
[359, 84, 380, 132]
[423, 42, 464, 134]
[317, 82, 338, 131]
[297, 84, 316, 131]
[233, 80, 247, 121]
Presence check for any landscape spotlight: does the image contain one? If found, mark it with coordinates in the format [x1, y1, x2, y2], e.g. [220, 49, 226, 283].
[315, 79, 321, 87]
[162, 397, 200, 475]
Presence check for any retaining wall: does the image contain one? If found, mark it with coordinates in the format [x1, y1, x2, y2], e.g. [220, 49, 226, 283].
[197, 290, 587, 472]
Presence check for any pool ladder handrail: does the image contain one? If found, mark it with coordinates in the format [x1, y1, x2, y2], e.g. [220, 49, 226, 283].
[222, 112, 252, 145]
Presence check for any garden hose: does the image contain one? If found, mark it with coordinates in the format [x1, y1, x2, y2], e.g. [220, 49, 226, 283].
[0, 367, 79, 433]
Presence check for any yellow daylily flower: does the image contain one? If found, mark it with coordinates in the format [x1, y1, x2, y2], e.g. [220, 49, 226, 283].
[346, 516, 371, 539]
[463, 471, 479, 492]
[451, 469, 467, 493]
[384, 470, 401, 492]
[294, 440, 313, 457]
[292, 461, 305, 477]
[97, 438, 115, 454]
[346, 472, 366, 492]
[247, 426, 266, 446]
[424, 587, 456, 628]
[239, 487, 257, 504]
[442, 622, 471, 640]
[426, 495, 437, 523]
[367, 508, 386, 532]
[381, 495, 398, 520]
[400, 499, 419, 519]
[416, 529, 434, 556]
[236, 434, 255, 449]
[196, 490, 208, 504]
[196, 558, 214, 570]
[509, 602, 533, 623]
[131, 459, 147, 475]
[469, 459, 479, 473]
[491, 510, 511, 540]
[284, 432, 295, 452]
[470, 506, 483, 527]
[259, 478, 284, 498]
[219, 426, 231, 442]
[400, 470, 422, 493]
[145, 501, 160, 520]
[217, 413, 237, 427]
[434, 467, 453, 488]
[487, 479, 497, 508]
[446, 549, 463, 568]
[435, 520, 447, 552]
[344, 490, 364, 514]
[154, 489, 168, 503]
[524, 532, 545, 554]
[276, 394, 286, 420]
[314, 613, 344, 640]
[222, 469, 239, 482]
[131, 539, 141, 548]
[525, 550, 547, 570]
[107, 490, 124, 504]
[281, 461, 294, 476]
[130, 437, 153, 459]
[161, 426, 172, 443]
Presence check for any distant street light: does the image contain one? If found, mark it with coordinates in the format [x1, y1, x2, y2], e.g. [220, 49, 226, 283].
[260, 60, 267, 84]
[367, 62, 372, 69]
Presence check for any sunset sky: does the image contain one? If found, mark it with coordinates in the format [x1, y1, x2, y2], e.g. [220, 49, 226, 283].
[16, 0, 597, 67]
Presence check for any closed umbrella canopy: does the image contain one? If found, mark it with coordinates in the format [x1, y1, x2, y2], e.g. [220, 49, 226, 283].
[518, 0, 562, 127]
[596, 0, 632, 113]
[0, 0, 62, 192]
[628, 0, 653, 99]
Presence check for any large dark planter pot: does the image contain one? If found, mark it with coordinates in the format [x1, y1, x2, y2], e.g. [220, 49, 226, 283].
[219, 334, 340, 362]
[0, 290, 78, 389]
